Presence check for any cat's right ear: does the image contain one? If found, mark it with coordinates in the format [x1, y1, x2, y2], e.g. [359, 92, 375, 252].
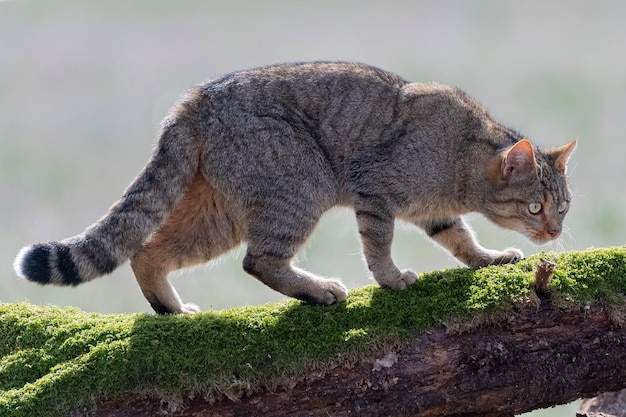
[501, 139, 536, 183]
[551, 137, 578, 175]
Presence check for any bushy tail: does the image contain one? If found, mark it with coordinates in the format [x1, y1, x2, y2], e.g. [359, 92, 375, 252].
[14, 103, 201, 286]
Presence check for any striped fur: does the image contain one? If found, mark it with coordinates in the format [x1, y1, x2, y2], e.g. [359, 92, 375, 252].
[15, 62, 576, 313]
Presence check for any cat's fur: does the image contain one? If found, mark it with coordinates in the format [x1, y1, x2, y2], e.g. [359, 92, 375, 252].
[14, 62, 577, 314]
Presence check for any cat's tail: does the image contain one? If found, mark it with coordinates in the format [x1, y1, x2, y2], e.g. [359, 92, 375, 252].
[14, 99, 201, 286]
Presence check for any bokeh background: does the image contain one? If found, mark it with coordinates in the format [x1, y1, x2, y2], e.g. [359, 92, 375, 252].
[2, 1, 625, 415]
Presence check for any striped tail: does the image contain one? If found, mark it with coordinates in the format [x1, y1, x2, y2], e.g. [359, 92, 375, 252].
[14, 101, 200, 286]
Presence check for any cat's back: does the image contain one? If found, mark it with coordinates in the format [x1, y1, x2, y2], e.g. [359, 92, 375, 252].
[192, 62, 406, 116]
[189, 62, 409, 173]
[206, 61, 406, 92]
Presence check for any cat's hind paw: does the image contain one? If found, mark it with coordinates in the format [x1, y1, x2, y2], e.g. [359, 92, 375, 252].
[320, 278, 349, 304]
[181, 303, 200, 314]
[295, 278, 348, 305]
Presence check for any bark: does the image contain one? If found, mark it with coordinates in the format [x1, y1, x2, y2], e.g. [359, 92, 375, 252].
[578, 389, 626, 417]
[93, 299, 626, 417]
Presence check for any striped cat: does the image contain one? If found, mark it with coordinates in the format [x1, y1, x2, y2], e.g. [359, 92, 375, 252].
[14, 62, 577, 314]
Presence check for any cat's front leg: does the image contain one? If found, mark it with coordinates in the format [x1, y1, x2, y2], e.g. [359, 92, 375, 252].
[354, 203, 417, 290]
[422, 217, 523, 268]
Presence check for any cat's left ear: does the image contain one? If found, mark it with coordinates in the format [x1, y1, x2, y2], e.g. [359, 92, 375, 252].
[502, 138, 536, 182]
[551, 137, 578, 175]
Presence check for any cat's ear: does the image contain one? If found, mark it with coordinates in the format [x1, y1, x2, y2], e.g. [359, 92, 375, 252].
[501, 138, 536, 182]
[551, 137, 578, 175]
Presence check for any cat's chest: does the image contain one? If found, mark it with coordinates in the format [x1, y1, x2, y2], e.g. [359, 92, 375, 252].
[397, 197, 469, 223]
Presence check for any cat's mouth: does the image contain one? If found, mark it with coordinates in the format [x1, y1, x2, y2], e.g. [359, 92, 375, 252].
[526, 229, 561, 245]
[530, 236, 552, 245]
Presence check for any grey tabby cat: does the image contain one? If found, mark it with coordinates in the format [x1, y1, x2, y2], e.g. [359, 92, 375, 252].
[14, 62, 577, 314]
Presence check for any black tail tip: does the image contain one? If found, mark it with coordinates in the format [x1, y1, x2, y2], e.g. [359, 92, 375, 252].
[14, 243, 55, 285]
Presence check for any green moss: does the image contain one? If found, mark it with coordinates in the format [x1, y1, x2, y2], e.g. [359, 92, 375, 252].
[1, 247, 625, 417]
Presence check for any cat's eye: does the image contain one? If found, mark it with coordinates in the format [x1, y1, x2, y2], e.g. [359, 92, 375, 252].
[558, 201, 569, 214]
[528, 202, 543, 215]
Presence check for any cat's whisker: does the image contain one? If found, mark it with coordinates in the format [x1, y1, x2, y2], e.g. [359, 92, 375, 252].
[554, 238, 564, 253]
[557, 225, 575, 252]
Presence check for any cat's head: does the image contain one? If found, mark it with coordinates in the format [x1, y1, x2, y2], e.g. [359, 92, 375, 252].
[484, 138, 578, 244]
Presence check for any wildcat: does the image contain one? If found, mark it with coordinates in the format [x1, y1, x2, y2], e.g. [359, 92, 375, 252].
[14, 62, 577, 314]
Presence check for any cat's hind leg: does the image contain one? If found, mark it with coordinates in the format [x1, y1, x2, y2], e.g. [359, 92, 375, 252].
[130, 173, 244, 314]
[130, 250, 197, 314]
[421, 217, 523, 268]
[242, 201, 348, 305]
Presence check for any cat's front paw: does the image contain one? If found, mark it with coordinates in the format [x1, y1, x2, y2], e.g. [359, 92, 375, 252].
[490, 247, 524, 266]
[382, 269, 418, 291]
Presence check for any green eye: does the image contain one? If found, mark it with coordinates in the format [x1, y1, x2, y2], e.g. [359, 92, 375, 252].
[528, 202, 543, 215]
[558, 201, 569, 213]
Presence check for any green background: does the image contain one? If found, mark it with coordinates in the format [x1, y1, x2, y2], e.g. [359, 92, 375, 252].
[2, 1, 625, 415]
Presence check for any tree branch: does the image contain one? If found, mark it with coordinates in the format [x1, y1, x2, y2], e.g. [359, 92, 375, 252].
[3, 248, 625, 417]
[94, 299, 626, 417]
[579, 389, 626, 417]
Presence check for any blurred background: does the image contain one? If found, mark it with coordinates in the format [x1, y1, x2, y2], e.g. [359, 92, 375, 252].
[2, 1, 625, 414]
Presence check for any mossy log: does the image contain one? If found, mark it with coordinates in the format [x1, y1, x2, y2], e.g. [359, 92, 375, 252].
[96, 302, 626, 417]
[1, 248, 626, 417]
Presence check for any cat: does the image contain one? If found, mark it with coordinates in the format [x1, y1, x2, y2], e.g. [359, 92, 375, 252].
[14, 62, 577, 314]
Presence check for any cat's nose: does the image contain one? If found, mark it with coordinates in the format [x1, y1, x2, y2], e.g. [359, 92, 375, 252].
[547, 228, 561, 239]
